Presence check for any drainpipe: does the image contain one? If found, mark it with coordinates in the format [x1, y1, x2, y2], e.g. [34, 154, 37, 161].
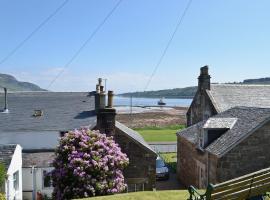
[31, 166, 36, 200]
[3, 88, 9, 113]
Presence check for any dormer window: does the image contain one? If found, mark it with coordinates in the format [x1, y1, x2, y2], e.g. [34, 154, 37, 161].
[199, 118, 237, 148]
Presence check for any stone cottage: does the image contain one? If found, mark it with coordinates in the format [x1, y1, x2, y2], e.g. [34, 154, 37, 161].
[187, 66, 270, 126]
[177, 106, 270, 188]
[0, 81, 156, 199]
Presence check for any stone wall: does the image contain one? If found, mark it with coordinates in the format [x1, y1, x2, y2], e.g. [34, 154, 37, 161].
[187, 90, 217, 127]
[177, 136, 218, 188]
[217, 120, 270, 183]
[115, 127, 156, 191]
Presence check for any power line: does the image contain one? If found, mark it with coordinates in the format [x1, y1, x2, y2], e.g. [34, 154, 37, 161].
[46, 0, 123, 90]
[0, 0, 70, 66]
[143, 0, 193, 92]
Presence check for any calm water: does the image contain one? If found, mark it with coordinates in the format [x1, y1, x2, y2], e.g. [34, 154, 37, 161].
[114, 96, 192, 107]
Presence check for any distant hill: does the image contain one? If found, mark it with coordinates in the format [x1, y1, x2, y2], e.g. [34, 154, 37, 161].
[119, 86, 197, 99]
[243, 77, 270, 85]
[119, 77, 270, 98]
[0, 73, 46, 91]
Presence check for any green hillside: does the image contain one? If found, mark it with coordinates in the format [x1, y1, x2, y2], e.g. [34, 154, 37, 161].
[0, 73, 46, 91]
[119, 86, 197, 99]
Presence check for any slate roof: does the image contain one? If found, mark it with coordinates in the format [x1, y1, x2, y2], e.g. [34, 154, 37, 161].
[0, 144, 17, 169]
[177, 107, 270, 157]
[207, 84, 270, 112]
[22, 152, 55, 167]
[116, 121, 156, 155]
[0, 92, 96, 132]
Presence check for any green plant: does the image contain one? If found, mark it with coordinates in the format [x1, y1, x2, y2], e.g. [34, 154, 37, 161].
[0, 193, 6, 200]
[0, 163, 6, 188]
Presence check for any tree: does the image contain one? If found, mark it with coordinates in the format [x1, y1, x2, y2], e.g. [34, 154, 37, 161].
[51, 128, 129, 200]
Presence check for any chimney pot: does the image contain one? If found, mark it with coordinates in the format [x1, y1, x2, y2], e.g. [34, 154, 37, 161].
[107, 90, 114, 108]
[100, 85, 104, 92]
[98, 78, 102, 86]
[99, 91, 106, 109]
[96, 84, 100, 93]
[198, 65, 211, 91]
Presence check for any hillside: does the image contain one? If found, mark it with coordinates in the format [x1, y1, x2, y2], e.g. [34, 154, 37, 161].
[119, 77, 270, 98]
[243, 77, 270, 84]
[0, 73, 46, 91]
[119, 86, 197, 99]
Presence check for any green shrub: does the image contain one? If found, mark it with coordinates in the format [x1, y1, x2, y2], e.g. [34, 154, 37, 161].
[0, 163, 6, 188]
[0, 193, 6, 200]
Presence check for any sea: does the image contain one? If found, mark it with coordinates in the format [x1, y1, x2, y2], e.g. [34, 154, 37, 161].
[114, 96, 192, 107]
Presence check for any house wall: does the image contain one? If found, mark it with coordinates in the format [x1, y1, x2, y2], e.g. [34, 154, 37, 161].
[6, 145, 22, 200]
[0, 131, 60, 150]
[217, 121, 270, 183]
[22, 167, 53, 200]
[177, 136, 218, 188]
[187, 90, 217, 127]
[115, 127, 156, 191]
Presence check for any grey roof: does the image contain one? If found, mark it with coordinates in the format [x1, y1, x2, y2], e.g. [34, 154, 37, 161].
[177, 107, 270, 157]
[22, 152, 55, 167]
[0, 144, 17, 169]
[115, 121, 156, 155]
[0, 92, 96, 132]
[207, 84, 270, 112]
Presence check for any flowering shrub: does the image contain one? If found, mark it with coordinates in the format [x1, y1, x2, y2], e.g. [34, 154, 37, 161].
[51, 128, 129, 200]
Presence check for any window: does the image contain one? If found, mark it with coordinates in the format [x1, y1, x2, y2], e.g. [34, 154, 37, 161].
[13, 171, 19, 191]
[43, 170, 53, 188]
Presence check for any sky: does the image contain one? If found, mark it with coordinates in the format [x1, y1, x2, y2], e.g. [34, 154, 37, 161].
[0, 0, 269, 93]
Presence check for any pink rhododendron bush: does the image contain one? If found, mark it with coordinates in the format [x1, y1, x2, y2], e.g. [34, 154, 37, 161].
[51, 128, 129, 200]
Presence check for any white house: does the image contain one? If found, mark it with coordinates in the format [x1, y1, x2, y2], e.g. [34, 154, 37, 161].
[0, 91, 96, 199]
[0, 144, 22, 200]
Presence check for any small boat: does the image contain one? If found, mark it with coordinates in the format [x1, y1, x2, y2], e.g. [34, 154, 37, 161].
[157, 98, 166, 106]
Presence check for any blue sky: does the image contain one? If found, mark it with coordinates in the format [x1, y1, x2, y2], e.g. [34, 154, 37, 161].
[0, 0, 269, 93]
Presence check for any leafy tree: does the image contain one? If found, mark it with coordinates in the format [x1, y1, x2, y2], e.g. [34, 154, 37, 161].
[51, 128, 129, 200]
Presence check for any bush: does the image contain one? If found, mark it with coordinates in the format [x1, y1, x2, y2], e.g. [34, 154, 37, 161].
[0, 163, 6, 188]
[52, 128, 129, 200]
[0, 193, 5, 200]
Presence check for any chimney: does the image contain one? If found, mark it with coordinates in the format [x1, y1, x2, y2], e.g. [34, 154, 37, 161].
[198, 65, 211, 91]
[2, 88, 9, 113]
[96, 89, 116, 137]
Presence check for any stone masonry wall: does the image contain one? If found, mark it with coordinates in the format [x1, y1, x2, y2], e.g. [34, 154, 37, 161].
[187, 90, 217, 127]
[115, 127, 156, 191]
[217, 121, 270, 183]
[177, 136, 218, 188]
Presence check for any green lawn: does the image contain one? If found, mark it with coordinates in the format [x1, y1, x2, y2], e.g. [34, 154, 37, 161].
[134, 125, 185, 142]
[77, 190, 189, 200]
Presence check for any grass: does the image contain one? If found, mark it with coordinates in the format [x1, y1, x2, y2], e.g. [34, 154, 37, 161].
[77, 190, 189, 200]
[134, 125, 185, 142]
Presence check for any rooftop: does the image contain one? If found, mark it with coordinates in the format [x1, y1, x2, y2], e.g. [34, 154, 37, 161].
[0, 144, 17, 169]
[0, 92, 96, 132]
[178, 106, 270, 157]
[207, 84, 270, 112]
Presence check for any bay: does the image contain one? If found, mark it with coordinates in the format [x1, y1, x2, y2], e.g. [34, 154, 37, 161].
[114, 96, 192, 107]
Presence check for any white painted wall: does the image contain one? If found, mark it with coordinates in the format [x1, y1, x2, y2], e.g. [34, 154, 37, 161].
[5, 145, 22, 200]
[22, 167, 53, 200]
[0, 131, 60, 150]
